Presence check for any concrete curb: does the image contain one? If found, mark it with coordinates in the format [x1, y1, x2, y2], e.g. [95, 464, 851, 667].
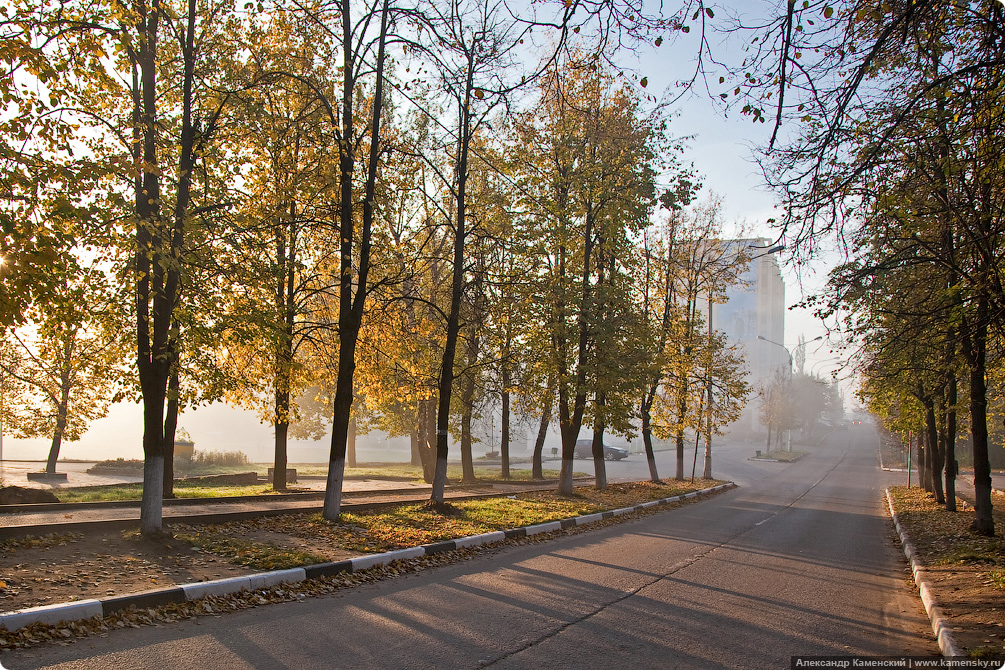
[748, 453, 807, 463]
[0, 482, 735, 633]
[885, 488, 963, 658]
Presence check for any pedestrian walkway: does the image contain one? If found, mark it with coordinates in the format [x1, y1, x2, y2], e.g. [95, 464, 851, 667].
[0, 478, 573, 538]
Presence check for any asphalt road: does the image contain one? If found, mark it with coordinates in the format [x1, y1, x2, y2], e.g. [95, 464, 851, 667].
[5, 428, 938, 669]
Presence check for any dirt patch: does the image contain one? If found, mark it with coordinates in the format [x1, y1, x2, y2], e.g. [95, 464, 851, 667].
[0, 487, 59, 505]
[231, 526, 362, 563]
[0, 530, 251, 612]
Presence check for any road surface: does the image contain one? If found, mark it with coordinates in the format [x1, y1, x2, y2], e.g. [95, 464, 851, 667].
[4, 427, 938, 669]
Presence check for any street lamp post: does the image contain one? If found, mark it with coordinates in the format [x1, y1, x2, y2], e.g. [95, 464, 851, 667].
[757, 335, 792, 451]
[757, 335, 823, 450]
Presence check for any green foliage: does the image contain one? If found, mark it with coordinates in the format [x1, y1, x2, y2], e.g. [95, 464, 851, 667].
[191, 450, 250, 467]
[88, 458, 145, 472]
[6, 0, 754, 515]
[984, 571, 1005, 590]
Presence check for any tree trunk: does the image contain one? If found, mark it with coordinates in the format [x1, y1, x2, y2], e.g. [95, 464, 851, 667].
[46, 413, 66, 475]
[274, 419, 289, 492]
[532, 394, 551, 480]
[675, 426, 685, 481]
[592, 395, 608, 490]
[703, 384, 713, 479]
[924, 397, 944, 504]
[557, 386, 581, 495]
[411, 399, 436, 483]
[702, 429, 712, 480]
[46, 422, 64, 475]
[640, 394, 661, 483]
[273, 200, 296, 492]
[965, 303, 994, 535]
[554, 149, 592, 497]
[347, 411, 357, 468]
[163, 367, 179, 498]
[944, 372, 957, 512]
[410, 426, 422, 467]
[501, 371, 511, 480]
[135, 0, 166, 537]
[46, 335, 75, 474]
[273, 353, 290, 491]
[321, 0, 389, 521]
[431, 54, 479, 504]
[460, 370, 476, 484]
[916, 431, 927, 493]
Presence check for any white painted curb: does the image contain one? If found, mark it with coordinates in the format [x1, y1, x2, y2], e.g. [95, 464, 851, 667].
[523, 520, 562, 536]
[454, 531, 506, 549]
[249, 568, 307, 590]
[351, 547, 424, 571]
[885, 488, 963, 658]
[0, 599, 102, 631]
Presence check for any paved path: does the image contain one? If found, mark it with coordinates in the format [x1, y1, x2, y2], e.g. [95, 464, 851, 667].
[0, 478, 575, 537]
[0, 437, 858, 536]
[3, 428, 939, 669]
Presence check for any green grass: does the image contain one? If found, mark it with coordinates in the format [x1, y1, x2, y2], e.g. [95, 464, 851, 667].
[299, 463, 566, 482]
[941, 544, 1002, 566]
[163, 481, 710, 568]
[984, 570, 1005, 589]
[333, 496, 608, 550]
[763, 450, 807, 462]
[56, 482, 306, 503]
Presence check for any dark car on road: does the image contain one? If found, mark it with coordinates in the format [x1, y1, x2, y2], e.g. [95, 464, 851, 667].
[574, 439, 629, 460]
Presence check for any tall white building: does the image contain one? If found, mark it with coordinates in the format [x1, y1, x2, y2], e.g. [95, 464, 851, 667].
[712, 238, 788, 434]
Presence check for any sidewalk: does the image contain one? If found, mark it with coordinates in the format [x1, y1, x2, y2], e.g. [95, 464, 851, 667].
[0, 478, 577, 538]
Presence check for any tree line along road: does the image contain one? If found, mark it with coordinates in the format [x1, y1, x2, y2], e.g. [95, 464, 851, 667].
[6, 428, 938, 669]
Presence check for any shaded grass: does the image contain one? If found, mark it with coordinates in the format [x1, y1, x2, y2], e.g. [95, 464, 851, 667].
[984, 570, 1005, 589]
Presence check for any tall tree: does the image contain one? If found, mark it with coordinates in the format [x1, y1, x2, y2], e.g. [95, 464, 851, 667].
[516, 62, 660, 495]
[1, 264, 126, 473]
[317, 0, 394, 520]
[24, 0, 244, 532]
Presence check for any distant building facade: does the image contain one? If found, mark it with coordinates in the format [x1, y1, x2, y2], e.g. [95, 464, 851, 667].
[712, 238, 788, 435]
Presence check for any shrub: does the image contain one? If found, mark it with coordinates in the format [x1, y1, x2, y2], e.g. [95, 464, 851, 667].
[192, 449, 249, 467]
[87, 458, 144, 473]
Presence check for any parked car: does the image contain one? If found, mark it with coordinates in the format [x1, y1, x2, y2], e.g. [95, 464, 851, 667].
[574, 439, 629, 461]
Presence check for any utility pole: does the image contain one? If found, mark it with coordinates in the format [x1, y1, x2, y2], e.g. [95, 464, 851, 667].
[704, 293, 713, 478]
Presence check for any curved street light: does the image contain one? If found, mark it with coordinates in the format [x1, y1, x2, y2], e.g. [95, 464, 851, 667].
[757, 334, 824, 377]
